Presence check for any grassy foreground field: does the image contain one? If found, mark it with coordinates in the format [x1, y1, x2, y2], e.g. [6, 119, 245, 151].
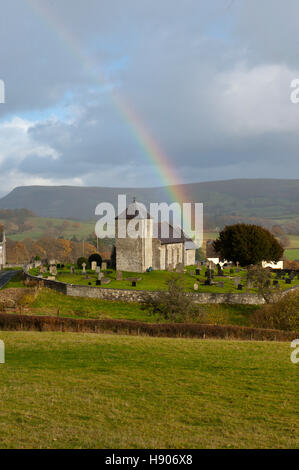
[0, 331, 297, 449]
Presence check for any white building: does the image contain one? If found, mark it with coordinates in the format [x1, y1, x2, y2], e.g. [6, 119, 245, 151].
[0, 230, 6, 268]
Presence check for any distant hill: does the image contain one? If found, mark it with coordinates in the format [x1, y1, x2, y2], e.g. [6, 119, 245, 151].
[0, 179, 298, 222]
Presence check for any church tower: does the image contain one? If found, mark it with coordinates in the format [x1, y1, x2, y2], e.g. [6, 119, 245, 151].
[115, 199, 153, 273]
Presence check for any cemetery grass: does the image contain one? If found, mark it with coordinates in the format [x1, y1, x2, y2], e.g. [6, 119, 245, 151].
[29, 265, 299, 293]
[0, 331, 297, 449]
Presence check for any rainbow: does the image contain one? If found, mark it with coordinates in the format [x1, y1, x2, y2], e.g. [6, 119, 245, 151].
[26, 0, 197, 236]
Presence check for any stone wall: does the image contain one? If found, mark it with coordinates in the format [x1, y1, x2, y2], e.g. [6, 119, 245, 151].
[24, 270, 266, 304]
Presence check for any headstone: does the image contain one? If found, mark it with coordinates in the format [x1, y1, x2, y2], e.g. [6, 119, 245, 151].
[116, 270, 123, 281]
[82, 262, 86, 274]
[236, 261, 240, 273]
[132, 281, 136, 287]
[175, 262, 184, 273]
[101, 262, 107, 270]
[167, 263, 173, 271]
[196, 269, 200, 276]
[49, 259, 56, 266]
[218, 281, 225, 288]
[247, 280, 253, 288]
[39, 265, 45, 274]
[70, 266, 75, 274]
[96, 266, 101, 274]
[49, 266, 57, 276]
[34, 260, 41, 268]
[96, 280, 101, 286]
[237, 284, 243, 290]
[234, 277, 241, 287]
[98, 272, 104, 280]
[193, 283, 198, 291]
[91, 261, 97, 271]
[205, 279, 212, 286]
[47, 276, 56, 281]
[190, 270, 195, 276]
[196, 261, 201, 268]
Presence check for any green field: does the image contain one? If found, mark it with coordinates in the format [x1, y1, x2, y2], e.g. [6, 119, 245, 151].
[0, 331, 297, 449]
[6, 216, 96, 241]
[285, 249, 299, 261]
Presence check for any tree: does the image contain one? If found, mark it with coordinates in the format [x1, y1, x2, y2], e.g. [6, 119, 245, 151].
[88, 253, 102, 267]
[246, 265, 278, 303]
[141, 274, 205, 322]
[213, 224, 284, 266]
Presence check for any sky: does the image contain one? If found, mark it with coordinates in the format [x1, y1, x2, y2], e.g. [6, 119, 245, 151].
[0, 0, 299, 197]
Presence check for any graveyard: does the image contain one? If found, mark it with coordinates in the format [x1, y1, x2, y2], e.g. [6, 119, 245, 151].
[29, 262, 299, 294]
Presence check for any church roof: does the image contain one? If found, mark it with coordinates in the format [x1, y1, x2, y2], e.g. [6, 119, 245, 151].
[154, 221, 190, 245]
[115, 201, 151, 220]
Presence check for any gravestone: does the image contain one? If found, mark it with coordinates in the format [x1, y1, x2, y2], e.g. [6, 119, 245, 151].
[237, 284, 243, 290]
[39, 265, 45, 274]
[49, 265, 57, 276]
[190, 270, 195, 276]
[196, 269, 200, 276]
[70, 266, 75, 274]
[218, 281, 224, 288]
[234, 277, 241, 287]
[236, 261, 240, 273]
[96, 280, 101, 286]
[167, 263, 173, 271]
[101, 278, 111, 285]
[101, 262, 107, 270]
[34, 260, 41, 268]
[96, 266, 101, 274]
[193, 283, 198, 291]
[82, 262, 86, 274]
[91, 261, 97, 271]
[175, 263, 184, 273]
[132, 281, 136, 287]
[205, 279, 212, 286]
[47, 276, 56, 281]
[116, 270, 123, 281]
[98, 272, 104, 280]
[247, 280, 253, 288]
[196, 261, 201, 268]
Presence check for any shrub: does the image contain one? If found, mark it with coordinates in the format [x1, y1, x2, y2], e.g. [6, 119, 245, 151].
[251, 290, 299, 331]
[77, 257, 89, 269]
[141, 273, 206, 323]
[246, 265, 278, 303]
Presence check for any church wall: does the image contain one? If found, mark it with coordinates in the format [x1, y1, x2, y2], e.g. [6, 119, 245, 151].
[185, 249, 195, 266]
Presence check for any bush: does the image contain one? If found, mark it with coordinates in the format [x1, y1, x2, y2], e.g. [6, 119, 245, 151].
[77, 257, 89, 269]
[141, 273, 206, 322]
[251, 290, 299, 331]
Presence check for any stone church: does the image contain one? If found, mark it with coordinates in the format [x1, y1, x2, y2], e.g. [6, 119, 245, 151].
[115, 200, 197, 272]
[0, 229, 6, 268]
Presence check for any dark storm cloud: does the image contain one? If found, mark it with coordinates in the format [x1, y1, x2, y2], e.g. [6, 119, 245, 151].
[0, 0, 299, 193]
